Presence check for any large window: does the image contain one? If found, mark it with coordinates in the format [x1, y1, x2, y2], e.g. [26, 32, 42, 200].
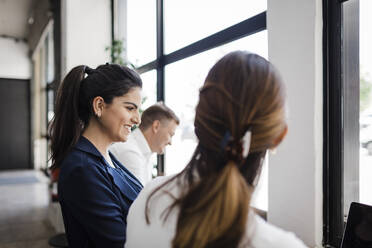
[126, 0, 267, 210]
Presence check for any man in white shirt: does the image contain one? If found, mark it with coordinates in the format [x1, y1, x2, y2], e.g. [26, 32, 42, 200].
[110, 103, 179, 186]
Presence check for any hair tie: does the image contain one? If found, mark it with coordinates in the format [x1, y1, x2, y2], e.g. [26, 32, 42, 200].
[220, 130, 232, 151]
[219, 129, 252, 166]
[220, 130, 241, 164]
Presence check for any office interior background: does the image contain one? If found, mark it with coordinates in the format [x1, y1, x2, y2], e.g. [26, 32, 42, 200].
[0, 0, 371, 247]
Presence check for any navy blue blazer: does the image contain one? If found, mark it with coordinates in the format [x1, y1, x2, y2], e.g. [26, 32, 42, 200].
[58, 136, 143, 248]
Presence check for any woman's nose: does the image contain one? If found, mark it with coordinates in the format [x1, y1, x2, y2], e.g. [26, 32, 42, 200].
[132, 111, 141, 125]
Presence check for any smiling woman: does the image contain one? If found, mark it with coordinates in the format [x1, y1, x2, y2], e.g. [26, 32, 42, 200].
[49, 63, 143, 248]
[85, 87, 142, 145]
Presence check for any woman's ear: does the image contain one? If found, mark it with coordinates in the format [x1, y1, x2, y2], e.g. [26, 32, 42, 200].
[272, 125, 288, 147]
[92, 96, 105, 117]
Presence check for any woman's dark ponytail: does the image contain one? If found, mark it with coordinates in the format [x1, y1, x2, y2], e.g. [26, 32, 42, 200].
[49, 65, 86, 169]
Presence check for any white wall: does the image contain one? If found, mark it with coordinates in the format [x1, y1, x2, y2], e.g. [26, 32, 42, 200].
[267, 0, 323, 247]
[62, 0, 111, 75]
[0, 37, 31, 79]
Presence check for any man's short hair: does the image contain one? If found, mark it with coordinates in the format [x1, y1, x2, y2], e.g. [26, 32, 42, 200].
[140, 103, 180, 130]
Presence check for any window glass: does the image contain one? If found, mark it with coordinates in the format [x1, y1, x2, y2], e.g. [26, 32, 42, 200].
[127, 0, 156, 66]
[165, 31, 268, 210]
[359, 0, 372, 206]
[139, 70, 158, 178]
[343, 0, 372, 217]
[140, 70, 157, 110]
[164, 0, 266, 54]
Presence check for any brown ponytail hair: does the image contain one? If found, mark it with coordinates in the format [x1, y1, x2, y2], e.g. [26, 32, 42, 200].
[49, 64, 142, 169]
[146, 51, 286, 247]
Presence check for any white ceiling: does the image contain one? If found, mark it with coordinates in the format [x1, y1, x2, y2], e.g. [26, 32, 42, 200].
[0, 0, 34, 40]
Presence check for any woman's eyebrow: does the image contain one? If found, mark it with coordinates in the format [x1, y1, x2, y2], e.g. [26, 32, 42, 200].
[123, 102, 138, 109]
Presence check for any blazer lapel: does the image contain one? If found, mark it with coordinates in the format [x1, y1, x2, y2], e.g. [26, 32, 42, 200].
[74, 136, 143, 201]
[106, 166, 142, 202]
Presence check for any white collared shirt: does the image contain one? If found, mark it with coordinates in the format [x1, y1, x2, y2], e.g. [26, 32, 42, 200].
[126, 175, 308, 248]
[110, 128, 154, 186]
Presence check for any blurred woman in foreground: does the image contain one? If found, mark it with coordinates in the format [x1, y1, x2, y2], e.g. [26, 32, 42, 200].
[126, 51, 307, 247]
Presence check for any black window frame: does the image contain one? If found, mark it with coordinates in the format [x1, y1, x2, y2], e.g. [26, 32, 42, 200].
[323, 0, 359, 247]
